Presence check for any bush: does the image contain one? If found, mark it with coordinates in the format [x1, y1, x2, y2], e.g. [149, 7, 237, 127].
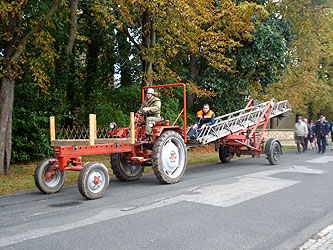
[12, 108, 52, 162]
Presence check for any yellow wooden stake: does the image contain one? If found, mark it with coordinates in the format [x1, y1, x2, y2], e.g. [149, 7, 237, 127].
[50, 116, 55, 142]
[130, 112, 135, 144]
[89, 114, 96, 145]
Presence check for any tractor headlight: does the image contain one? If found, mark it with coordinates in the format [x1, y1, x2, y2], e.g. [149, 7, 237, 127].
[148, 120, 155, 128]
[109, 122, 117, 130]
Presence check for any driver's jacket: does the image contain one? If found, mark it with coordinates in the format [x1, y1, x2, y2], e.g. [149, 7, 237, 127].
[138, 96, 161, 117]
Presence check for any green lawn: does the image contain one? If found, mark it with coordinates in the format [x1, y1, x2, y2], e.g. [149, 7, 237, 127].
[0, 144, 296, 195]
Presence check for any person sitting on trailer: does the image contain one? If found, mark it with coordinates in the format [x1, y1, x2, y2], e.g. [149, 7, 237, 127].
[187, 104, 215, 140]
[137, 88, 162, 141]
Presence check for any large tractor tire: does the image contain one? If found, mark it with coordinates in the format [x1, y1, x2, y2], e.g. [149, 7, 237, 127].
[110, 153, 144, 181]
[34, 158, 65, 194]
[266, 139, 282, 165]
[152, 130, 187, 184]
[219, 146, 234, 163]
[78, 162, 109, 200]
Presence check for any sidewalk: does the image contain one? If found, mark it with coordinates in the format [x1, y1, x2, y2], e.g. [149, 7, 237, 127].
[298, 224, 333, 250]
[280, 139, 333, 147]
[281, 140, 297, 147]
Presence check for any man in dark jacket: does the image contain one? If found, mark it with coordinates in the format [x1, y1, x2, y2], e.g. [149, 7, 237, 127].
[187, 104, 215, 140]
[310, 120, 316, 150]
[315, 114, 330, 154]
[330, 122, 333, 150]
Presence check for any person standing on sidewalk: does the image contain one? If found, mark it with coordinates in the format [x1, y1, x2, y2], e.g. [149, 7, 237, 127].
[303, 118, 313, 151]
[294, 116, 308, 154]
[315, 114, 330, 154]
[311, 120, 317, 150]
[330, 122, 333, 150]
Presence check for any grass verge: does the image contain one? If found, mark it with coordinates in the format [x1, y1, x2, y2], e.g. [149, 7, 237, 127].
[0, 144, 296, 195]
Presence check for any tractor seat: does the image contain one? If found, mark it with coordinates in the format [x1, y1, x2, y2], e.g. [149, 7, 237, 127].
[155, 117, 164, 126]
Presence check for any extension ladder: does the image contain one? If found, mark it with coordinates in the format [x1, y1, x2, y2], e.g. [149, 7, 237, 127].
[191, 99, 291, 145]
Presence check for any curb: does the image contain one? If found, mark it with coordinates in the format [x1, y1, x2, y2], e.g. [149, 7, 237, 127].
[298, 224, 333, 250]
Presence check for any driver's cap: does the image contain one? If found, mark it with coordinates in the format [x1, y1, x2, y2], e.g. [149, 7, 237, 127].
[146, 88, 154, 95]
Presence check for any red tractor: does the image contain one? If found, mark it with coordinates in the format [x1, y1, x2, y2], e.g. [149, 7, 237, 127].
[34, 83, 188, 199]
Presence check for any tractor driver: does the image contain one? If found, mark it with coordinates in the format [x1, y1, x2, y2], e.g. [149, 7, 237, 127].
[187, 104, 215, 140]
[137, 88, 162, 141]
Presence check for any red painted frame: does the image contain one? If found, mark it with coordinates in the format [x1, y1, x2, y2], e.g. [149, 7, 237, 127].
[53, 143, 134, 171]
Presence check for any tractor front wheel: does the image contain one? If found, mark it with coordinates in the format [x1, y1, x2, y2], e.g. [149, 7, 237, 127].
[110, 153, 144, 181]
[78, 162, 109, 200]
[34, 158, 65, 194]
[152, 130, 187, 184]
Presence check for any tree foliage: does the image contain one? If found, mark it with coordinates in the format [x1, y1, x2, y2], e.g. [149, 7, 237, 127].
[265, 0, 333, 121]
[0, 0, 300, 171]
[94, 0, 267, 85]
[0, 0, 63, 174]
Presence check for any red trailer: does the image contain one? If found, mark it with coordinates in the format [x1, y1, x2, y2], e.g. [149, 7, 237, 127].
[34, 83, 291, 199]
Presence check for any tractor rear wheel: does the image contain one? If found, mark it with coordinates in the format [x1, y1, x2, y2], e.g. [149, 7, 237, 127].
[152, 130, 187, 184]
[219, 146, 234, 163]
[78, 162, 109, 200]
[34, 158, 65, 194]
[110, 153, 144, 181]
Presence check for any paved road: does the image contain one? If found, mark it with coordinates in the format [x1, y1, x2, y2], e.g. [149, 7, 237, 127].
[1, 149, 333, 250]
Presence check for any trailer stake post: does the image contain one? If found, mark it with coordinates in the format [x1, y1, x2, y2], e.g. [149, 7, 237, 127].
[50, 116, 55, 142]
[130, 112, 135, 144]
[89, 114, 96, 146]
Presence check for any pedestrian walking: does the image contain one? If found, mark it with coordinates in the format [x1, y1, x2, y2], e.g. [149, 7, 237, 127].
[330, 121, 333, 151]
[303, 118, 313, 151]
[315, 114, 330, 154]
[310, 120, 318, 149]
[294, 116, 308, 154]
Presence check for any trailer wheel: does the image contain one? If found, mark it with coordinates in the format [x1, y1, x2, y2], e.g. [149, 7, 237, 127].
[110, 153, 144, 181]
[219, 146, 234, 163]
[267, 141, 281, 165]
[78, 162, 109, 200]
[152, 130, 187, 184]
[34, 158, 65, 194]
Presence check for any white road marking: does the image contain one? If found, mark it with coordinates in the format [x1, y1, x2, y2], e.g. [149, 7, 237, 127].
[0, 165, 324, 247]
[306, 156, 333, 164]
[176, 165, 323, 207]
[175, 177, 298, 207]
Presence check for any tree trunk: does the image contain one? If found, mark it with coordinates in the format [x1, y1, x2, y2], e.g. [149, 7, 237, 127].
[0, 0, 61, 175]
[117, 31, 132, 86]
[308, 102, 314, 122]
[118, 9, 154, 87]
[0, 76, 14, 175]
[66, 0, 78, 54]
[187, 53, 197, 112]
[64, 0, 78, 126]
[189, 53, 197, 81]
[141, 10, 154, 86]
